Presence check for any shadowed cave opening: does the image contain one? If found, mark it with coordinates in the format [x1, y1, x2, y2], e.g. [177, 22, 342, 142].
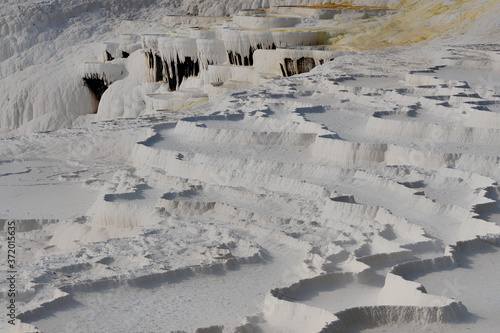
[83, 74, 109, 102]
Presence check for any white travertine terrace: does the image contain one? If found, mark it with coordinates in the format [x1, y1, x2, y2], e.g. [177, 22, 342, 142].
[1, 1, 500, 333]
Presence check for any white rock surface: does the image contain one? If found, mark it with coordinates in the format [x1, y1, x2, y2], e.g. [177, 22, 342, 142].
[1, 1, 500, 333]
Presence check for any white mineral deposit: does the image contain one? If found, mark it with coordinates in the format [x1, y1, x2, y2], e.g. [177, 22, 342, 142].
[1, 0, 499, 332]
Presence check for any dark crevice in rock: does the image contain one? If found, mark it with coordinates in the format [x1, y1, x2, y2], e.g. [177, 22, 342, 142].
[146, 51, 154, 69]
[155, 54, 163, 82]
[164, 59, 177, 91]
[284, 58, 295, 76]
[228, 51, 245, 66]
[280, 63, 286, 77]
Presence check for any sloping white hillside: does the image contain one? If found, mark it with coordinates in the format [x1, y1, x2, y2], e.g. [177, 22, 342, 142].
[1, 1, 500, 333]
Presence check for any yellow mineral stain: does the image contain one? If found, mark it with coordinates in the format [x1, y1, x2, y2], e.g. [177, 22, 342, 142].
[329, 0, 497, 50]
[305, 2, 389, 11]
